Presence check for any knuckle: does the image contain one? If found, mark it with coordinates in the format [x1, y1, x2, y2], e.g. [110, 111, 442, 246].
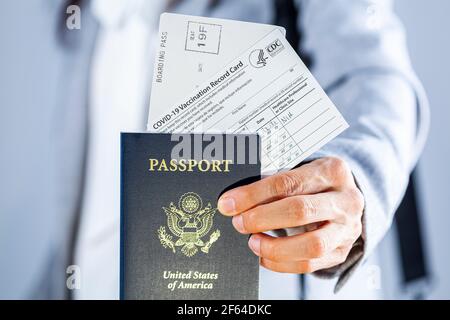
[353, 220, 363, 238]
[337, 253, 348, 265]
[340, 216, 362, 244]
[269, 246, 282, 262]
[325, 157, 350, 182]
[299, 261, 315, 274]
[242, 210, 257, 232]
[348, 188, 365, 213]
[309, 235, 327, 258]
[330, 157, 347, 172]
[263, 239, 279, 261]
[302, 197, 317, 218]
[272, 173, 301, 197]
[344, 244, 354, 257]
[289, 197, 307, 224]
[292, 196, 318, 224]
[339, 245, 353, 263]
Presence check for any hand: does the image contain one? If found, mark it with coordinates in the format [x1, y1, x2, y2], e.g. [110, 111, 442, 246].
[218, 157, 364, 274]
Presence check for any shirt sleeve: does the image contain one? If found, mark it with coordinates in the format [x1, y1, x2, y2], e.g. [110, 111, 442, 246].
[295, 0, 430, 292]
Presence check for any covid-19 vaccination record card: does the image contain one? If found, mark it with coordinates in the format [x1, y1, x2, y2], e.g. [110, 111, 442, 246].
[148, 13, 348, 175]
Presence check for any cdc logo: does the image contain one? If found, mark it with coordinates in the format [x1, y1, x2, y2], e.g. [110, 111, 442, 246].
[266, 39, 285, 57]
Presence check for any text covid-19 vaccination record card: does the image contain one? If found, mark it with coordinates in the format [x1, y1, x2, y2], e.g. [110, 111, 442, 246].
[148, 13, 348, 175]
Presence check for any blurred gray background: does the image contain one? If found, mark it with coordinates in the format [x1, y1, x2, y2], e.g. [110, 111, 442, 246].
[382, 0, 450, 299]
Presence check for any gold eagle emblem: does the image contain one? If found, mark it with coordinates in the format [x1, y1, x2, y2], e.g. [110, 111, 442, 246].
[157, 192, 220, 257]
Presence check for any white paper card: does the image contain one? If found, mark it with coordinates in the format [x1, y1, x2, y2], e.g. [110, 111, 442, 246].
[148, 13, 286, 122]
[148, 28, 349, 174]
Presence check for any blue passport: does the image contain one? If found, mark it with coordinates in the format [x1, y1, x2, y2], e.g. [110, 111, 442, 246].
[120, 133, 260, 299]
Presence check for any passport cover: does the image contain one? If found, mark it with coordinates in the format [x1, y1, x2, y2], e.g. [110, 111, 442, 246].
[120, 133, 260, 300]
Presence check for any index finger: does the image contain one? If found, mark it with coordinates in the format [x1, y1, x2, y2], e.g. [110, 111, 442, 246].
[218, 158, 344, 216]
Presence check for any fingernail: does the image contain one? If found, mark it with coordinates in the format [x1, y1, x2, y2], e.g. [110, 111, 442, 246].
[218, 196, 235, 215]
[248, 236, 261, 255]
[232, 215, 246, 233]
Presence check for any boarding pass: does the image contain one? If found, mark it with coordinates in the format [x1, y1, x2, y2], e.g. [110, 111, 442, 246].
[148, 13, 286, 115]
